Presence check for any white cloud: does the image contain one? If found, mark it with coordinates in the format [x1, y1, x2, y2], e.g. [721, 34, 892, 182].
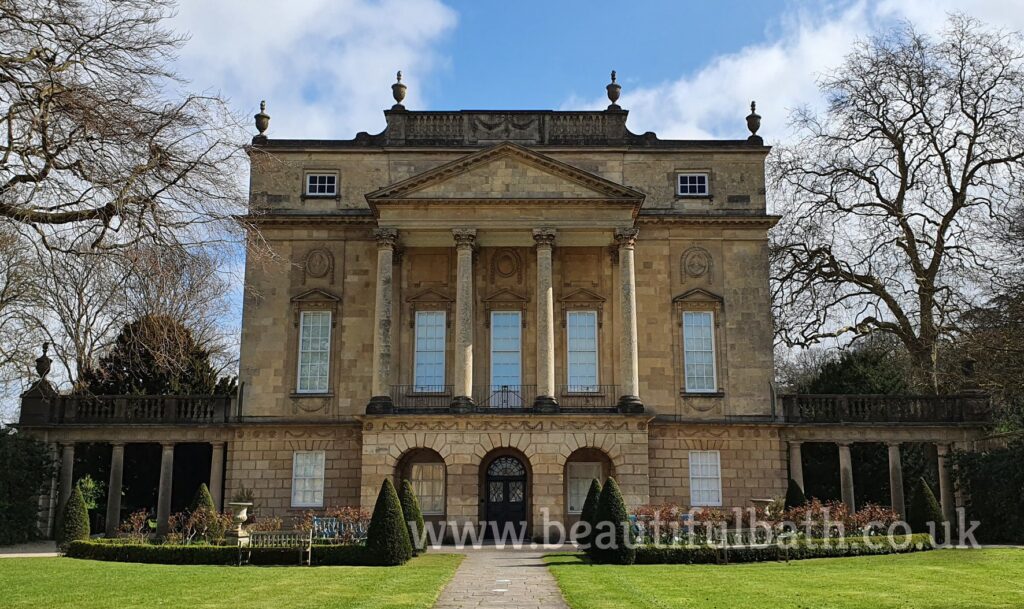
[170, 0, 457, 139]
[598, 1, 1024, 142]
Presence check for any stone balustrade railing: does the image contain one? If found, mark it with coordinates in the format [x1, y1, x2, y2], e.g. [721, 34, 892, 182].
[780, 392, 991, 424]
[20, 394, 231, 425]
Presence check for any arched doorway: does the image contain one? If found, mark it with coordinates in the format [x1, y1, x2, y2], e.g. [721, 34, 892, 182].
[483, 454, 528, 538]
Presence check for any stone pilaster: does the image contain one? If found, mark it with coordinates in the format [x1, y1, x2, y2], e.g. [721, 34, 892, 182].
[368, 228, 399, 414]
[210, 442, 225, 511]
[614, 228, 643, 412]
[533, 228, 557, 412]
[105, 443, 125, 537]
[788, 441, 804, 492]
[451, 229, 476, 410]
[937, 443, 956, 525]
[887, 442, 905, 519]
[156, 442, 175, 537]
[838, 442, 856, 512]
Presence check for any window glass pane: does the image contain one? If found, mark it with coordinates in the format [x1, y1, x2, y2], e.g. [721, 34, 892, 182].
[490, 311, 521, 389]
[566, 311, 598, 390]
[291, 451, 325, 508]
[688, 450, 721, 507]
[411, 462, 445, 514]
[414, 311, 446, 391]
[567, 462, 603, 513]
[683, 311, 716, 392]
[677, 173, 708, 195]
[297, 311, 331, 393]
[306, 174, 337, 195]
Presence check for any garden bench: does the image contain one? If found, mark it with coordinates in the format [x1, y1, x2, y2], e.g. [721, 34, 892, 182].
[240, 530, 313, 566]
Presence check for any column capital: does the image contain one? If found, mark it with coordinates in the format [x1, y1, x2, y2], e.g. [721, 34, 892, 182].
[109, 441, 126, 448]
[836, 440, 852, 448]
[160, 441, 176, 450]
[532, 228, 556, 248]
[936, 443, 951, 456]
[787, 440, 803, 447]
[886, 441, 902, 448]
[614, 227, 639, 248]
[452, 228, 477, 249]
[211, 441, 226, 448]
[373, 227, 399, 249]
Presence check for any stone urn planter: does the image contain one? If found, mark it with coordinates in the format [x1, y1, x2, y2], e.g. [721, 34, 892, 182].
[226, 502, 253, 546]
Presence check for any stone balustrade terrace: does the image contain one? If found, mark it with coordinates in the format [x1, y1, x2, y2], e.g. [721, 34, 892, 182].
[780, 392, 991, 424]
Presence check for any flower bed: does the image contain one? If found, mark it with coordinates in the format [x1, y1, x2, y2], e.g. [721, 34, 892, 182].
[633, 533, 933, 564]
[65, 539, 370, 566]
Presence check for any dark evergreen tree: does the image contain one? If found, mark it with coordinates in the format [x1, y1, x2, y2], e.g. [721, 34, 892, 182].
[191, 483, 215, 513]
[79, 315, 227, 395]
[908, 477, 945, 542]
[0, 429, 55, 545]
[399, 479, 426, 554]
[577, 478, 602, 554]
[784, 478, 807, 509]
[366, 479, 413, 565]
[58, 485, 90, 550]
[591, 477, 635, 565]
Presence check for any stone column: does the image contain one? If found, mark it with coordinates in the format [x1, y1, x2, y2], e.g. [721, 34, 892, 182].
[209, 442, 225, 511]
[368, 227, 398, 413]
[788, 441, 804, 492]
[55, 443, 75, 535]
[105, 443, 125, 537]
[451, 229, 477, 410]
[614, 228, 643, 412]
[936, 443, 956, 525]
[887, 442, 906, 519]
[533, 228, 557, 411]
[156, 442, 175, 537]
[837, 442, 856, 512]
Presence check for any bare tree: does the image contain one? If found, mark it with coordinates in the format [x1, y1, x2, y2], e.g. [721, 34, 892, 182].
[771, 15, 1024, 390]
[0, 0, 249, 250]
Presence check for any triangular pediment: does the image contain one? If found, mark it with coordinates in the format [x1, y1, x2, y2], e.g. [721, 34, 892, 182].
[291, 288, 340, 303]
[366, 142, 645, 206]
[672, 288, 723, 304]
[559, 288, 606, 303]
[406, 287, 454, 304]
[482, 288, 530, 304]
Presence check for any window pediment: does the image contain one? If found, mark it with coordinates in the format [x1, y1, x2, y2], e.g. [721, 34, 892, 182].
[482, 288, 529, 327]
[406, 288, 454, 327]
[559, 288, 606, 327]
[291, 289, 340, 326]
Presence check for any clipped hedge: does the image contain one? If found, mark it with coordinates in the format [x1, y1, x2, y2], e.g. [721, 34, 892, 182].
[633, 533, 933, 564]
[66, 540, 370, 566]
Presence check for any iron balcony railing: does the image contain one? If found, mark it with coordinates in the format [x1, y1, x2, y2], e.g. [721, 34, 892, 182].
[780, 393, 990, 424]
[389, 385, 454, 412]
[474, 385, 535, 410]
[558, 384, 619, 412]
[36, 395, 231, 425]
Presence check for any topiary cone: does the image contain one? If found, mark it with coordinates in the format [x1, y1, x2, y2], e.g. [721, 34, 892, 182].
[578, 478, 602, 554]
[59, 484, 90, 551]
[191, 483, 216, 513]
[366, 478, 413, 565]
[592, 477, 635, 565]
[399, 479, 426, 554]
[908, 477, 945, 542]
[784, 478, 807, 509]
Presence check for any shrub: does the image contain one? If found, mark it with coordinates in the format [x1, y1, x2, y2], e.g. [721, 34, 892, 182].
[908, 477, 945, 541]
[59, 485, 91, 551]
[399, 479, 426, 554]
[117, 510, 150, 543]
[0, 428, 55, 545]
[191, 483, 216, 513]
[633, 533, 933, 564]
[591, 477, 635, 565]
[784, 478, 807, 509]
[366, 479, 413, 566]
[65, 539, 372, 566]
[577, 478, 602, 552]
[952, 441, 1024, 543]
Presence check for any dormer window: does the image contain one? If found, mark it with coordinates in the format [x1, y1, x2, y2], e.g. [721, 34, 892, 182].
[305, 172, 338, 197]
[676, 173, 709, 197]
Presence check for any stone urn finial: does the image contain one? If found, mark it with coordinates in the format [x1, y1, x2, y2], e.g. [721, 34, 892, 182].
[746, 101, 762, 143]
[35, 342, 51, 379]
[254, 100, 270, 136]
[606, 70, 622, 109]
[392, 70, 407, 109]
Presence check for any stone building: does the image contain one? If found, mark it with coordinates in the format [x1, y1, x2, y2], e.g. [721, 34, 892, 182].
[18, 74, 991, 539]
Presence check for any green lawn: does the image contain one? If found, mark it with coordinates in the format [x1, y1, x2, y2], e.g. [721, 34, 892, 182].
[0, 554, 463, 609]
[545, 549, 1024, 609]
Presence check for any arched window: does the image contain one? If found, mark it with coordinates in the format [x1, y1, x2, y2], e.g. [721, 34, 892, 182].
[398, 448, 446, 516]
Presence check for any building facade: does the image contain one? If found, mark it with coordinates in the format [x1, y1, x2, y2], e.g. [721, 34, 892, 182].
[18, 77, 991, 540]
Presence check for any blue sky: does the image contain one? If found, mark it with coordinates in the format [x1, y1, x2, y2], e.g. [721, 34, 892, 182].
[170, 0, 1023, 143]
